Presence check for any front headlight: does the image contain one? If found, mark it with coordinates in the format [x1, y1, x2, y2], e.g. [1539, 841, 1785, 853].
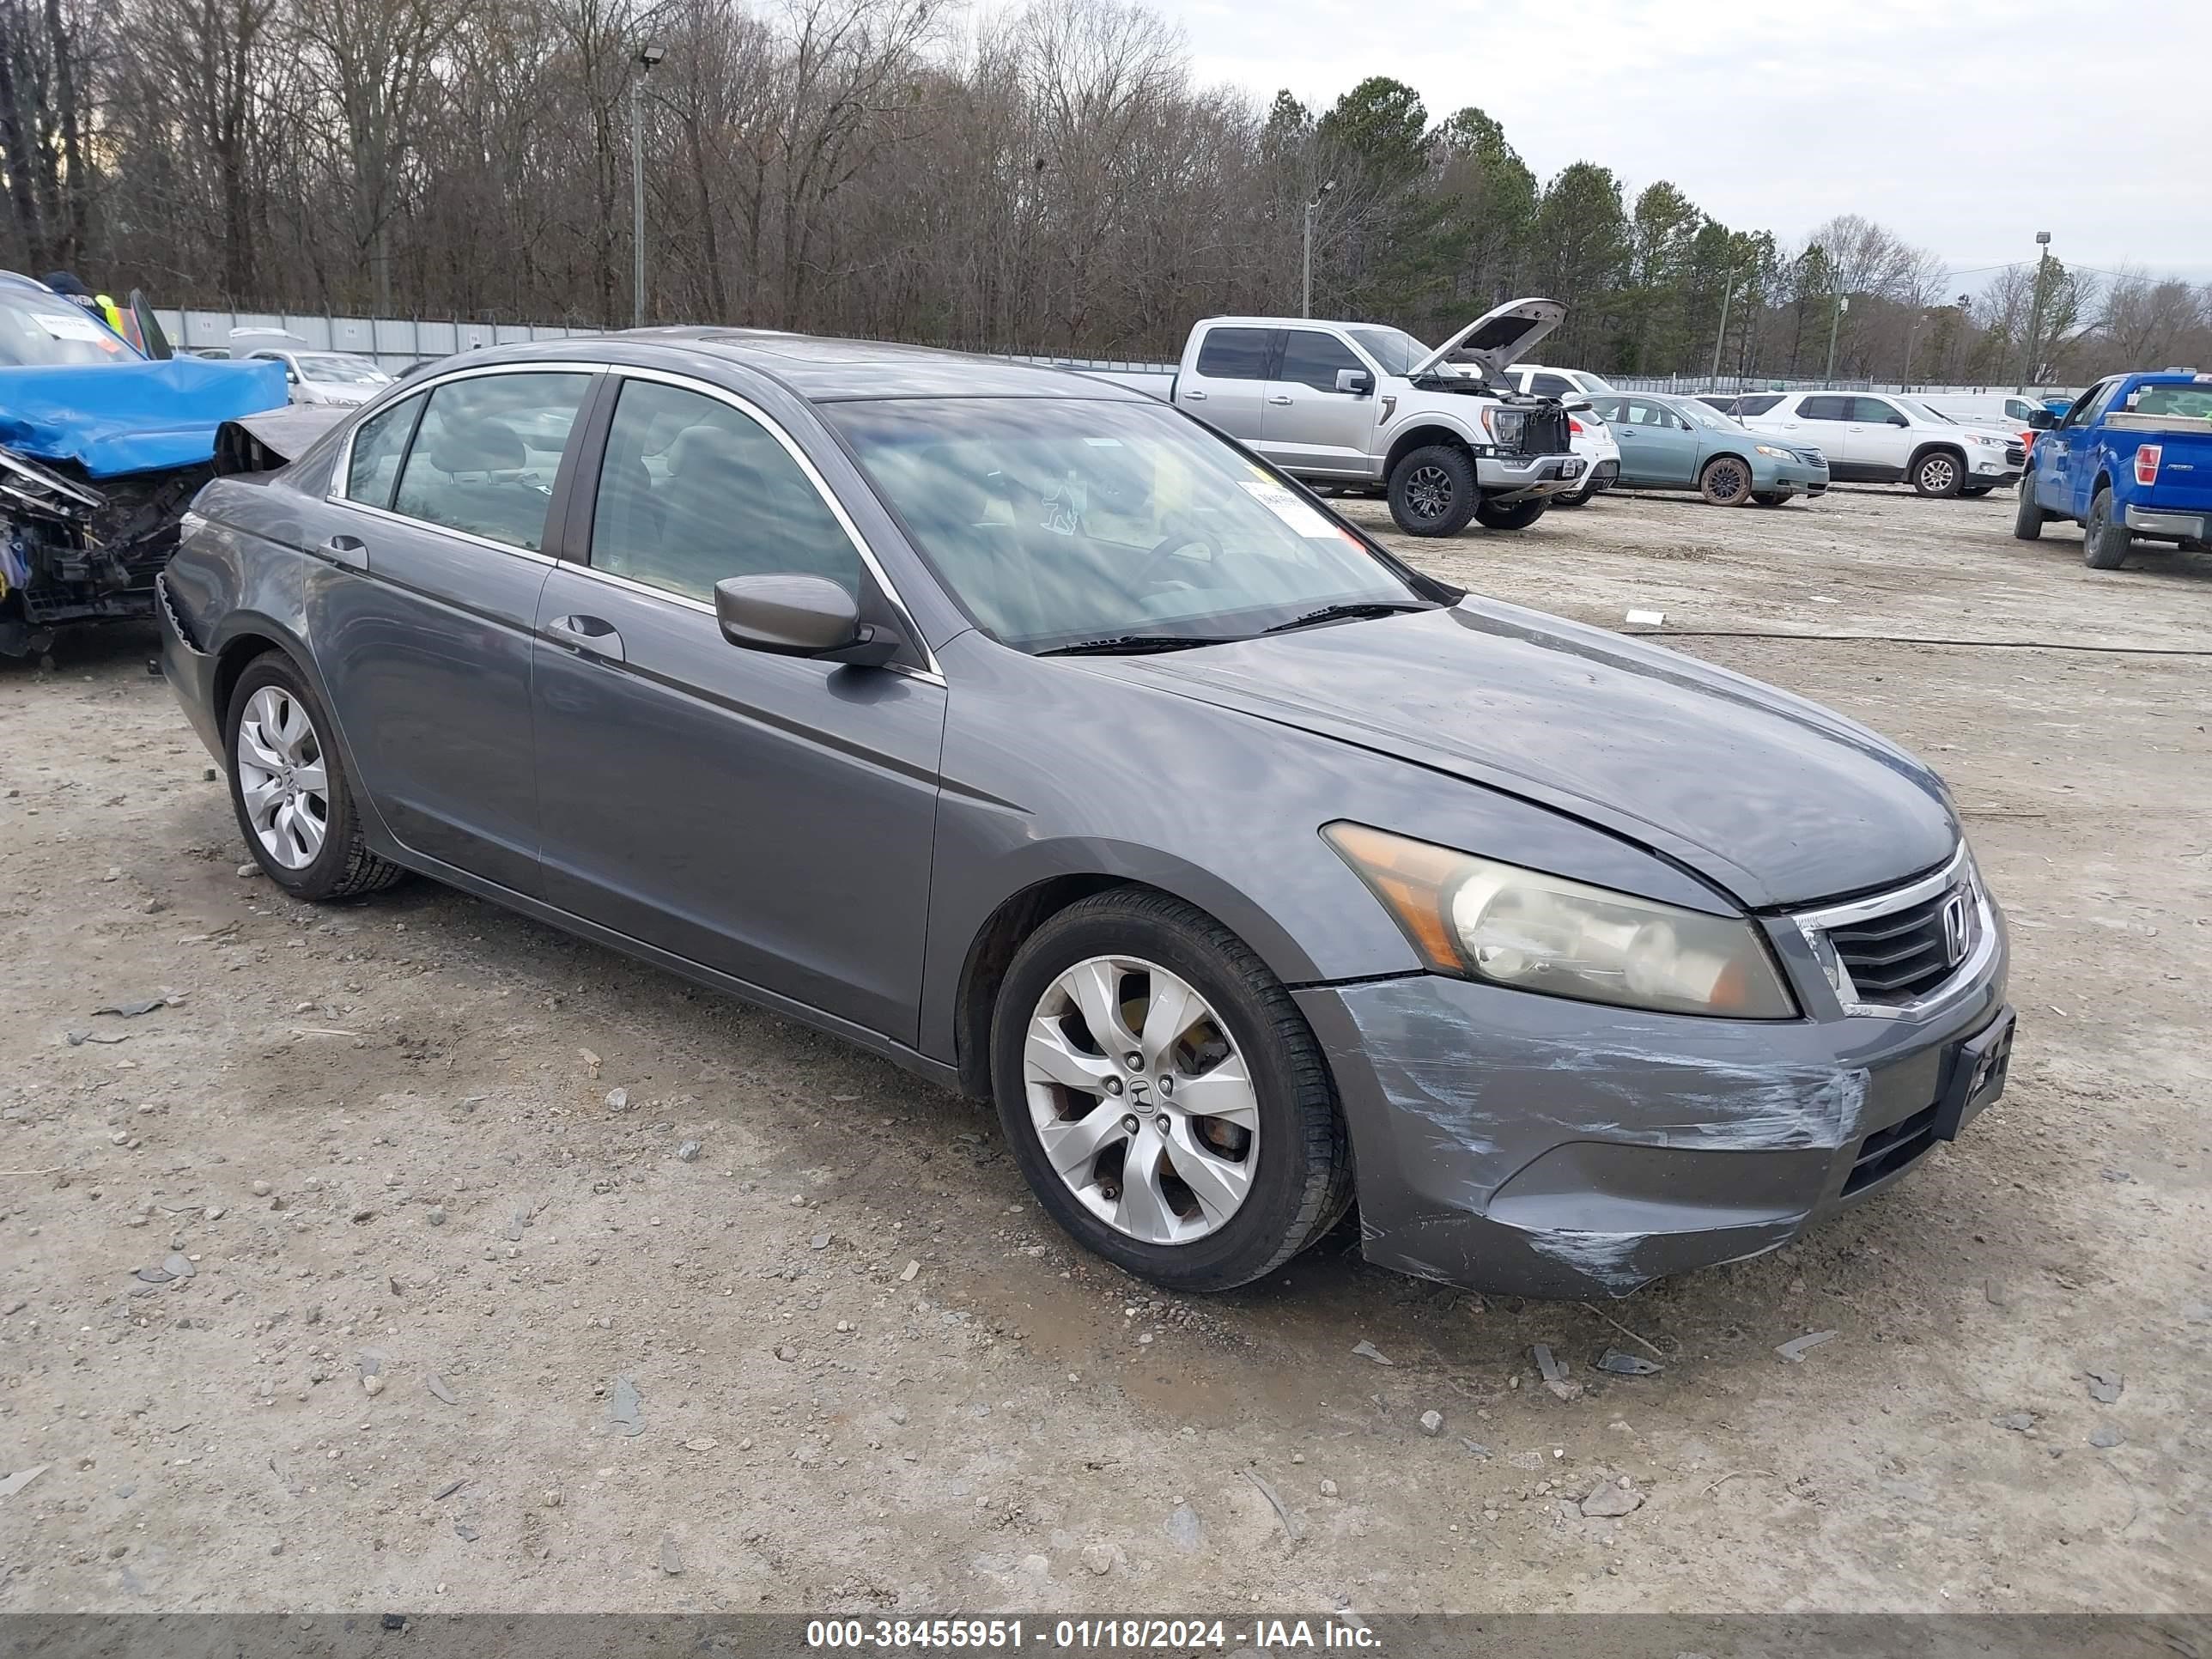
[1754, 444, 1794, 459]
[1323, 823, 1798, 1019]
[1481, 406, 1528, 447]
[1972, 434, 2002, 447]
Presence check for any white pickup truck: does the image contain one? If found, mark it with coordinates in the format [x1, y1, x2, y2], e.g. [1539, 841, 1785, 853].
[1168, 299, 1588, 536]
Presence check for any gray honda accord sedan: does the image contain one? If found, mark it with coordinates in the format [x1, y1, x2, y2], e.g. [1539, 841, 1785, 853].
[156, 331, 2014, 1298]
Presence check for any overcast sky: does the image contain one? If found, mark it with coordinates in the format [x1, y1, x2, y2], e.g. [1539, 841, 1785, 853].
[1155, 0, 2211, 286]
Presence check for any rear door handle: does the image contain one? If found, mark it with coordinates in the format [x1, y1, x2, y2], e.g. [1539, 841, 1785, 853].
[545, 614, 624, 663]
[1267, 395, 1294, 405]
[1182, 389, 1207, 400]
[318, 534, 368, 571]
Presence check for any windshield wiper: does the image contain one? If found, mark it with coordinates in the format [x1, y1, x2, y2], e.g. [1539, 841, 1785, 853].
[1264, 601, 1433, 635]
[1036, 633, 1242, 658]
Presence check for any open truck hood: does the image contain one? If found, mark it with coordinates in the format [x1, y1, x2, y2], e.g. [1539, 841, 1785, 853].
[1410, 297, 1567, 382]
[0, 357, 288, 478]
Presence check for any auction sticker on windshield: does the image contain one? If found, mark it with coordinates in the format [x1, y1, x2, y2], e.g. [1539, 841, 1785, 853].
[1240, 479, 1340, 538]
[33, 310, 115, 343]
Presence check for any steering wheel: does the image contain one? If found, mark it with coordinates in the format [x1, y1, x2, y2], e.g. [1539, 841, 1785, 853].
[1128, 515, 1217, 589]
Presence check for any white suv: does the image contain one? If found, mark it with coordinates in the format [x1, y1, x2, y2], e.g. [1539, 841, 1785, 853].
[1734, 391, 2024, 496]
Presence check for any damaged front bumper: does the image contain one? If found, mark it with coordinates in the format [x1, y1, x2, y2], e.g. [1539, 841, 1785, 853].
[0, 445, 209, 656]
[1294, 927, 2009, 1298]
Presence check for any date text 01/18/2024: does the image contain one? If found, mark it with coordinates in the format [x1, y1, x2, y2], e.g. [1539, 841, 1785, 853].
[805, 1619, 1382, 1650]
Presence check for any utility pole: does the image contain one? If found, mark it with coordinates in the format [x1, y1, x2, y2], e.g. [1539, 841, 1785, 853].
[630, 41, 665, 329]
[1900, 308, 1923, 388]
[2016, 229, 2051, 394]
[1302, 180, 1335, 319]
[1823, 290, 1848, 386]
[1708, 266, 1735, 386]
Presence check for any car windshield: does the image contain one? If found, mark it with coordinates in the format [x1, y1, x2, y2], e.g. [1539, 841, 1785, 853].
[1346, 327, 1431, 377]
[299, 354, 390, 386]
[0, 292, 137, 366]
[1675, 398, 1737, 430]
[827, 397, 1427, 653]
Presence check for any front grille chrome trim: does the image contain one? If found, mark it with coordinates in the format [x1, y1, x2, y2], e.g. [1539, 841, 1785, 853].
[1790, 843, 1996, 1020]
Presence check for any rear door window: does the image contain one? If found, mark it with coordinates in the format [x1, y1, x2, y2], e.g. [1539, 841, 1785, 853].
[1194, 327, 1273, 380]
[392, 372, 592, 552]
[341, 394, 424, 510]
[1735, 394, 1784, 416]
[1796, 395, 1851, 421]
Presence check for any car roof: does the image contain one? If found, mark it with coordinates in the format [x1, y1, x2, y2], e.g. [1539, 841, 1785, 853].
[453, 329, 1154, 404]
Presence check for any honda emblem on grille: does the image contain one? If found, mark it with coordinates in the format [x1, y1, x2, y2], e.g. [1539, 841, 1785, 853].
[1941, 892, 1970, 966]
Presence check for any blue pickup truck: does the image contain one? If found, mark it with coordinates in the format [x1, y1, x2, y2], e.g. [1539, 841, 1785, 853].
[2015, 370, 2212, 568]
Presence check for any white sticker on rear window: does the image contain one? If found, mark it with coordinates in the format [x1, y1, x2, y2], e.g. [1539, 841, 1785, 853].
[1239, 479, 1340, 538]
[33, 309, 112, 342]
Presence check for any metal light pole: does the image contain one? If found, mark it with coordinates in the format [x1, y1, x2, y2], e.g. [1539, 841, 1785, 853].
[630, 41, 666, 329]
[1301, 180, 1335, 319]
[2016, 229, 2051, 394]
[1823, 291, 1848, 386]
[1900, 308, 1923, 387]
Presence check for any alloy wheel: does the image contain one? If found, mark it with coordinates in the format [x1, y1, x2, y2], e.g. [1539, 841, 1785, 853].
[1919, 456, 1956, 493]
[235, 685, 330, 870]
[1706, 459, 1750, 502]
[1021, 956, 1259, 1245]
[1403, 465, 1453, 521]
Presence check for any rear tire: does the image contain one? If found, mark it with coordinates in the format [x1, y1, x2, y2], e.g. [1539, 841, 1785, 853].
[2013, 484, 2047, 541]
[1473, 496, 1548, 531]
[1698, 455, 1753, 506]
[225, 653, 404, 902]
[990, 889, 1352, 1294]
[1911, 449, 1965, 497]
[2082, 487, 2133, 569]
[1387, 445, 1479, 537]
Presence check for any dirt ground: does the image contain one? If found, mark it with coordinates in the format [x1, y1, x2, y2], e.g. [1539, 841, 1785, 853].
[2, 483, 2207, 1617]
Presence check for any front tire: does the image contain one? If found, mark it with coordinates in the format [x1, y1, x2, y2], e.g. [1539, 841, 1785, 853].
[1911, 449, 1964, 497]
[1387, 445, 1479, 537]
[2083, 486, 2133, 569]
[1698, 455, 1753, 506]
[991, 889, 1352, 1293]
[1473, 496, 1548, 531]
[225, 653, 403, 902]
[2013, 484, 2047, 540]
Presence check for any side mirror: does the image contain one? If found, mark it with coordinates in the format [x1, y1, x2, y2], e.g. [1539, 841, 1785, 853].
[2027, 408, 2057, 430]
[714, 573, 902, 666]
[284, 368, 299, 384]
[1335, 368, 1372, 396]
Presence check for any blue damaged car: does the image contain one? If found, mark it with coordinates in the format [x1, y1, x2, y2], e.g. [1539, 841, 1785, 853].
[0, 282, 287, 656]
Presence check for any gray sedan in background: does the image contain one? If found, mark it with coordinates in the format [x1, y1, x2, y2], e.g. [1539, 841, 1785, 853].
[157, 331, 2013, 1299]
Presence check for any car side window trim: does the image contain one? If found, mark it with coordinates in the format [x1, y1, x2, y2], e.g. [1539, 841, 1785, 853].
[563, 363, 940, 679]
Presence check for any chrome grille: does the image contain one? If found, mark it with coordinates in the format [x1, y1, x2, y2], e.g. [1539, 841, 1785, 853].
[1792, 847, 1988, 1016]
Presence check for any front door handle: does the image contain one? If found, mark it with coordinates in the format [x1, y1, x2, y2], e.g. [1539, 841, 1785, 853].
[1267, 395, 1294, 406]
[319, 534, 368, 571]
[1182, 389, 1207, 400]
[546, 614, 624, 663]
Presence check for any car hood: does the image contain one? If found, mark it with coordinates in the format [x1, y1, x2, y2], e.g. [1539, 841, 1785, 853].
[0, 357, 289, 478]
[1091, 603, 1957, 909]
[1410, 297, 1566, 381]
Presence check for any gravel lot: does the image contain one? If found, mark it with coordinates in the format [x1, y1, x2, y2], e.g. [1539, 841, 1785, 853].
[2, 483, 2207, 1615]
